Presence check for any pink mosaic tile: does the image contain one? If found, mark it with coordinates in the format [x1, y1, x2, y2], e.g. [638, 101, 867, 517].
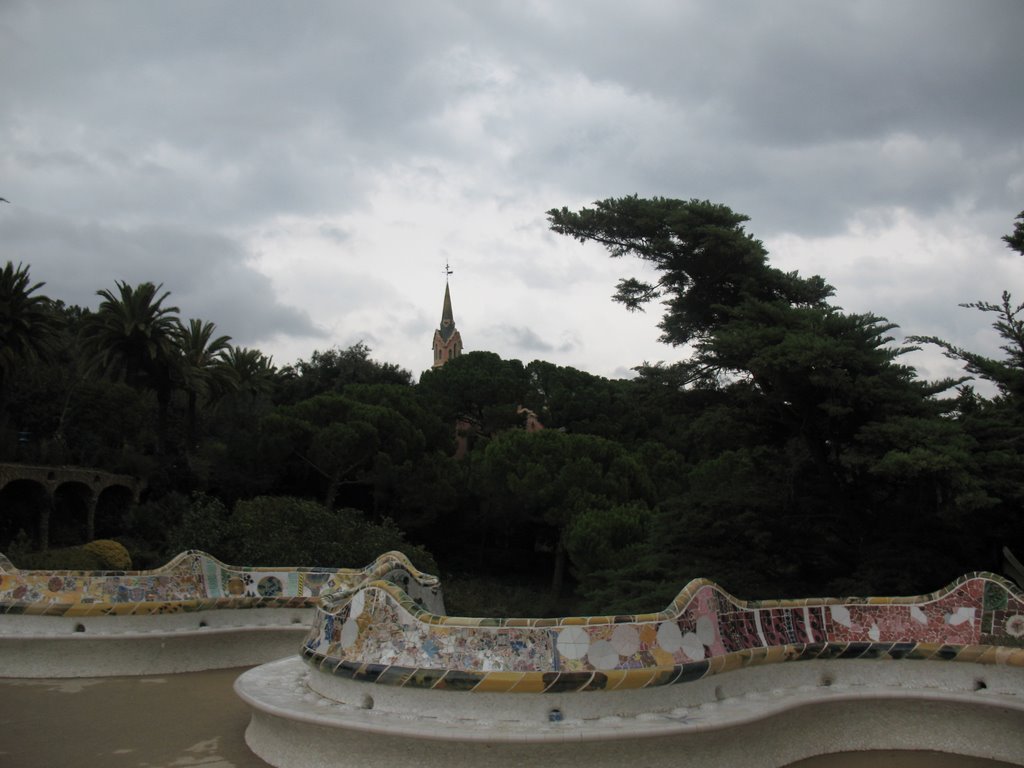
[303, 570, 1024, 694]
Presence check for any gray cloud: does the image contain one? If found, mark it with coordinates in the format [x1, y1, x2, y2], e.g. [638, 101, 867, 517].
[2, 210, 324, 346]
[1, 1, 1021, 378]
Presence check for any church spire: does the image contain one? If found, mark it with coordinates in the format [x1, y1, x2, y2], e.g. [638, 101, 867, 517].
[432, 264, 463, 368]
[440, 281, 454, 329]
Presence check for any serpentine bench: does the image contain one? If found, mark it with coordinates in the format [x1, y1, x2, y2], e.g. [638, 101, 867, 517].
[0, 550, 443, 677]
[237, 570, 1024, 768]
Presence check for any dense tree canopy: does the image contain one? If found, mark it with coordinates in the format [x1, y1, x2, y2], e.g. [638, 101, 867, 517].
[2, 202, 1021, 616]
[0, 263, 61, 408]
[548, 197, 833, 348]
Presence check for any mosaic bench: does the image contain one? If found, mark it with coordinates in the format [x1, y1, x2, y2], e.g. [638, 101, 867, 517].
[0, 550, 443, 677]
[237, 571, 1024, 768]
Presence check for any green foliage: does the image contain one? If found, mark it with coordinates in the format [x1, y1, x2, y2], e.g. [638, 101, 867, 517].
[565, 502, 650, 580]
[2, 205, 1023, 612]
[216, 346, 277, 422]
[472, 429, 653, 594]
[82, 539, 132, 570]
[11, 546, 106, 571]
[548, 195, 1007, 602]
[344, 383, 451, 453]
[227, 496, 436, 572]
[177, 318, 234, 445]
[909, 212, 1024, 400]
[0, 262, 62, 394]
[264, 391, 432, 508]
[165, 492, 232, 555]
[80, 281, 181, 454]
[902, 210, 1024, 563]
[276, 342, 412, 404]
[911, 292, 1024, 400]
[418, 351, 528, 432]
[379, 450, 464, 536]
[82, 281, 180, 390]
[548, 196, 833, 347]
[523, 360, 640, 441]
[1003, 210, 1024, 257]
[124, 492, 192, 554]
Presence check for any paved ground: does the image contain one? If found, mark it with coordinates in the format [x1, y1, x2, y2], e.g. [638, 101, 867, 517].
[0, 667, 1013, 768]
[791, 752, 1015, 768]
[0, 666, 270, 768]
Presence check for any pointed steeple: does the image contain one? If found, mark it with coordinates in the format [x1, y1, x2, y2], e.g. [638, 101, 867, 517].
[432, 266, 463, 368]
[439, 282, 455, 340]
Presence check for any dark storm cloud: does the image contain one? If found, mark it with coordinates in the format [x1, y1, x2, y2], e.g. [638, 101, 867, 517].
[464, 1, 1024, 235]
[5, 1, 1019, 236]
[1, 210, 324, 345]
[1, 1, 1021, 376]
[0, 2, 476, 230]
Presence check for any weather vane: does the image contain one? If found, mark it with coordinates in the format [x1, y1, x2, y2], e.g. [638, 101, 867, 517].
[444, 261, 453, 278]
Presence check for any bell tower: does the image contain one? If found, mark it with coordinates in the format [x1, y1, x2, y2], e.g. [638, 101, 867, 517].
[432, 264, 463, 368]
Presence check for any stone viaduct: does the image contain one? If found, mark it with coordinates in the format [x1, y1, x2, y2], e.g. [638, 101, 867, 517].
[0, 463, 143, 550]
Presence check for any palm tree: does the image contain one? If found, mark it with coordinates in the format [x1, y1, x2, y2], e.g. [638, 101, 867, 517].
[81, 281, 181, 453]
[0, 262, 61, 419]
[177, 318, 233, 446]
[223, 345, 277, 413]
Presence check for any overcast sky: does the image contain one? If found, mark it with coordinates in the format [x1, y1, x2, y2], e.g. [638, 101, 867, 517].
[2, 1, 1022, 386]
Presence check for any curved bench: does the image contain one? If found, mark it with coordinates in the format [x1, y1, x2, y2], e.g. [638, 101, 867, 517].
[0, 550, 443, 677]
[237, 571, 1024, 767]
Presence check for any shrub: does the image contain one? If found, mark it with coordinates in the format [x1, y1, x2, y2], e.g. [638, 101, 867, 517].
[11, 546, 106, 571]
[83, 539, 132, 570]
[227, 496, 437, 572]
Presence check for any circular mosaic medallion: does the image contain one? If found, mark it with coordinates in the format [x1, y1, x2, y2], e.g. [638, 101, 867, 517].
[556, 626, 591, 660]
[1006, 614, 1024, 638]
[225, 577, 246, 596]
[656, 620, 684, 653]
[610, 624, 640, 656]
[257, 576, 282, 597]
[680, 631, 705, 661]
[587, 639, 620, 670]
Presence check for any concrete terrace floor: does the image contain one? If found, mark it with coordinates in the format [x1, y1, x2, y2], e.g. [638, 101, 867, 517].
[0, 666, 270, 768]
[0, 667, 1017, 768]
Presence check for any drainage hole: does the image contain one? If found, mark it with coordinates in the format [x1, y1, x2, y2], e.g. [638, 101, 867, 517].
[714, 685, 726, 701]
[974, 679, 987, 691]
[360, 694, 374, 710]
[819, 674, 834, 687]
[198, 620, 208, 628]
[548, 708, 563, 723]
[74, 624, 86, 633]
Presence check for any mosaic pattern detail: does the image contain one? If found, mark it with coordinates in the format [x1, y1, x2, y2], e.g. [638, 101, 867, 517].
[303, 572, 1024, 693]
[0, 550, 443, 618]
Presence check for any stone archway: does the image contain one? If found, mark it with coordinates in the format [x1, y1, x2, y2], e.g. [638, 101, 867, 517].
[0, 463, 143, 550]
[51, 482, 91, 548]
[0, 479, 49, 550]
